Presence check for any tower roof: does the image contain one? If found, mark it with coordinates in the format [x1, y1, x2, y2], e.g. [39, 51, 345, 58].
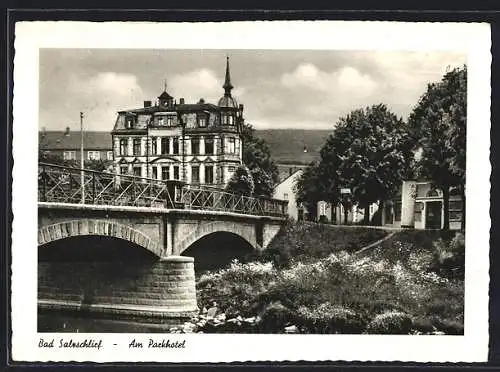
[219, 56, 238, 108]
[222, 56, 233, 96]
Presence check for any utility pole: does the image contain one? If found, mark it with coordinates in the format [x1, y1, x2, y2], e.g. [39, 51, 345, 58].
[80, 112, 85, 204]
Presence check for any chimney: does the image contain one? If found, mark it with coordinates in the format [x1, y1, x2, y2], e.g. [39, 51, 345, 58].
[64, 127, 70, 136]
[144, 100, 152, 108]
[179, 98, 185, 105]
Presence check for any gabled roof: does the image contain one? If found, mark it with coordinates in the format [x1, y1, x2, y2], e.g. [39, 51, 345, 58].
[158, 91, 174, 100]
[39, 131, 112, 150]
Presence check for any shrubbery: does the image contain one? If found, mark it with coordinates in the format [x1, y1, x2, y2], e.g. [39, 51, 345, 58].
[193, 225, 464, 335]
[366, 311, 413, 334]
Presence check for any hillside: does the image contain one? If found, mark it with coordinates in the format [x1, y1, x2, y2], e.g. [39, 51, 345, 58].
[255, 129, 331, 165]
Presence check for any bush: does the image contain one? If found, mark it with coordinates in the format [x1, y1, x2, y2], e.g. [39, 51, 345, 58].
[225, 165, 255, 196]
[258, 302, 297, 333]
[429, 232, 465, 280]
[296, 303, 366, 334]
[366, 311, 413, 334]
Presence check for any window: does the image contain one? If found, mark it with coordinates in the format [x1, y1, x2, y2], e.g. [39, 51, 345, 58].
[161, 138, 169, 155]
[119, 139, 128, 156]
[198, 116, 207, 128]
[427, 188, 440, 197]
[120, 165, 128, 175]
[284, 193, 289, 200]
[63, 151, 76, 160]
[191, 137, 200, 155]
[152, 167, 158, 180]
[205, 136, 214, 155]
[173, 165, 180, 180]
[126, 117, 134, 129]
[172, 138, 179, 155]
[414, 202, 423, 222]
[225, 137, 236, 154]
[449, 200, 463, 222]
[106, 151, 113, 161]
[235, 138, 240, 155]
[161, 166, 170, 180]
[221, 113, 234, 125]
[151, 137, 157, 155]
[87, 151, 100, 161]
[205, 165, 214, 184]
[133, 138, 141, 156]
[166, 116, 174, 126]
[158, 117, 164, 126]
[133, 166, 142, 177]
[191, 166, 200, 184]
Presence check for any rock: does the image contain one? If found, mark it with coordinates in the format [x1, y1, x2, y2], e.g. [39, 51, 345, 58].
[207, 306, 218, 318]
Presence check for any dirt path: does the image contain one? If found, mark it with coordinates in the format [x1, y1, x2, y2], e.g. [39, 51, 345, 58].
[353, 231, 398, 256]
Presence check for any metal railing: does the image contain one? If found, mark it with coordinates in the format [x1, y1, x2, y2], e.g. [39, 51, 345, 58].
[38, 163, 288, 218]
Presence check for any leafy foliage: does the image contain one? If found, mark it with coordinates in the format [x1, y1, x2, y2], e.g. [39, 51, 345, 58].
[408, 66, 467, 229]
[225, 165, 255, 196]
[321, 104, 414, 223]
[241, 123, 279, 197]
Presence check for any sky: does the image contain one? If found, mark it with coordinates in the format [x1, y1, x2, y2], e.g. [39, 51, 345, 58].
[39, 49, 466, 131]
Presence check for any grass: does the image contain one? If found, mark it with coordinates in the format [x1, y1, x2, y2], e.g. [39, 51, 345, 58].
[193, 223, 464, 335]
[255, 221, 389, 267]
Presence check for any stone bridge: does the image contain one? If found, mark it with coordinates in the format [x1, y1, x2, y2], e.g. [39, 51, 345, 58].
[37, 202, 285, 323]
[38, 202, 284, 257]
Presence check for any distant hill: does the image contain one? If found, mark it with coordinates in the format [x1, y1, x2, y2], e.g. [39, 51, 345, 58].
[255, 129, 331, 165]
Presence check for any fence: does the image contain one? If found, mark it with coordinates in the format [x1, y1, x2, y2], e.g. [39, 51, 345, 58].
[38, 163, 287, 217]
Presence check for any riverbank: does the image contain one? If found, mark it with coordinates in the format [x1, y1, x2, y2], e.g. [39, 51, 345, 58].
[191, 222, 464, 334]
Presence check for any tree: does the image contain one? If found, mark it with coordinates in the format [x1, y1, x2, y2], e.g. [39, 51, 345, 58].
[408, 66, 466, 230]
[321, 104, 414, 225]
[225, 165, 255, 196]
[241, 123, 279, 197]
[294, 162, 322, 220]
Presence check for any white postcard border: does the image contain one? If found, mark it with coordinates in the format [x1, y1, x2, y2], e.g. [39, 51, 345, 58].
[12, 20, 491, 363]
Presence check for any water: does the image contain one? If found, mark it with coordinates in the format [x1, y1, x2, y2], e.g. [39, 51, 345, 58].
[38, 311, 186, 333]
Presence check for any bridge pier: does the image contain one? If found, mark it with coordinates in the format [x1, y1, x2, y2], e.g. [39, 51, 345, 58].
[38, 255, 198, 323]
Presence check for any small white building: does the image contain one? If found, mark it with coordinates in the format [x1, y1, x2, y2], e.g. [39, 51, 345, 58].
[382, 180, 463, 230]
[273, 169, 303, 220]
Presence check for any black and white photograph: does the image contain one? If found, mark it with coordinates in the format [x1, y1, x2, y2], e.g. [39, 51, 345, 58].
[11, 21, 490, 363]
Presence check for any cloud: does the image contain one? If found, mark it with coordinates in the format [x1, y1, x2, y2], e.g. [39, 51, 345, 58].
[40, 72, 145, 131]
[168, 68, 246, 104]
[281, 63, 377, 97]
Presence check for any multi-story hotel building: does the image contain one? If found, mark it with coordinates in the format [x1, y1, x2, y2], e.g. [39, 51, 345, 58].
[111, 57, 244, 188]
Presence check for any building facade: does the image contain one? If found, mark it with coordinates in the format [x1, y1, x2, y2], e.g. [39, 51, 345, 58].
[111, 57, 244, 188]
[39, 129, 113, 168]
[273, 169, 303, 220]
[382, 180, 463, 230]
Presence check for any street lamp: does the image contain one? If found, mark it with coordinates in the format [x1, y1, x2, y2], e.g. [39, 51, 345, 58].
[80, 112, 85, 204]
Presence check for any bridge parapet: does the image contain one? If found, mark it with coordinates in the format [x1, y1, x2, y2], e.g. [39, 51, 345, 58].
[38, 162, 288, 218]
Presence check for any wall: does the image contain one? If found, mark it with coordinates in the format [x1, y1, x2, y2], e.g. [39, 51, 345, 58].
[273, 170, 302, 220]
[38, 256, 198, 319]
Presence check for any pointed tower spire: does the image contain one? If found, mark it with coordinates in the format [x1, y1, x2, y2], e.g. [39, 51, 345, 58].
[223, 56, 233, 96]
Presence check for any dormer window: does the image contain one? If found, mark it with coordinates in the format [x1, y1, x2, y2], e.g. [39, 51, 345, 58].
[221, 113, 235, 126]
[158, 117, 164, 126]
[126, 117, 134, 129]
[166, 116, 173, 126]
[197, 115, 207, 128]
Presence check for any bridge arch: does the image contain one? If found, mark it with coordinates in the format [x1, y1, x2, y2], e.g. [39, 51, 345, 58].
[38, 219, 163, 258]
[176, 221, 259, 255]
